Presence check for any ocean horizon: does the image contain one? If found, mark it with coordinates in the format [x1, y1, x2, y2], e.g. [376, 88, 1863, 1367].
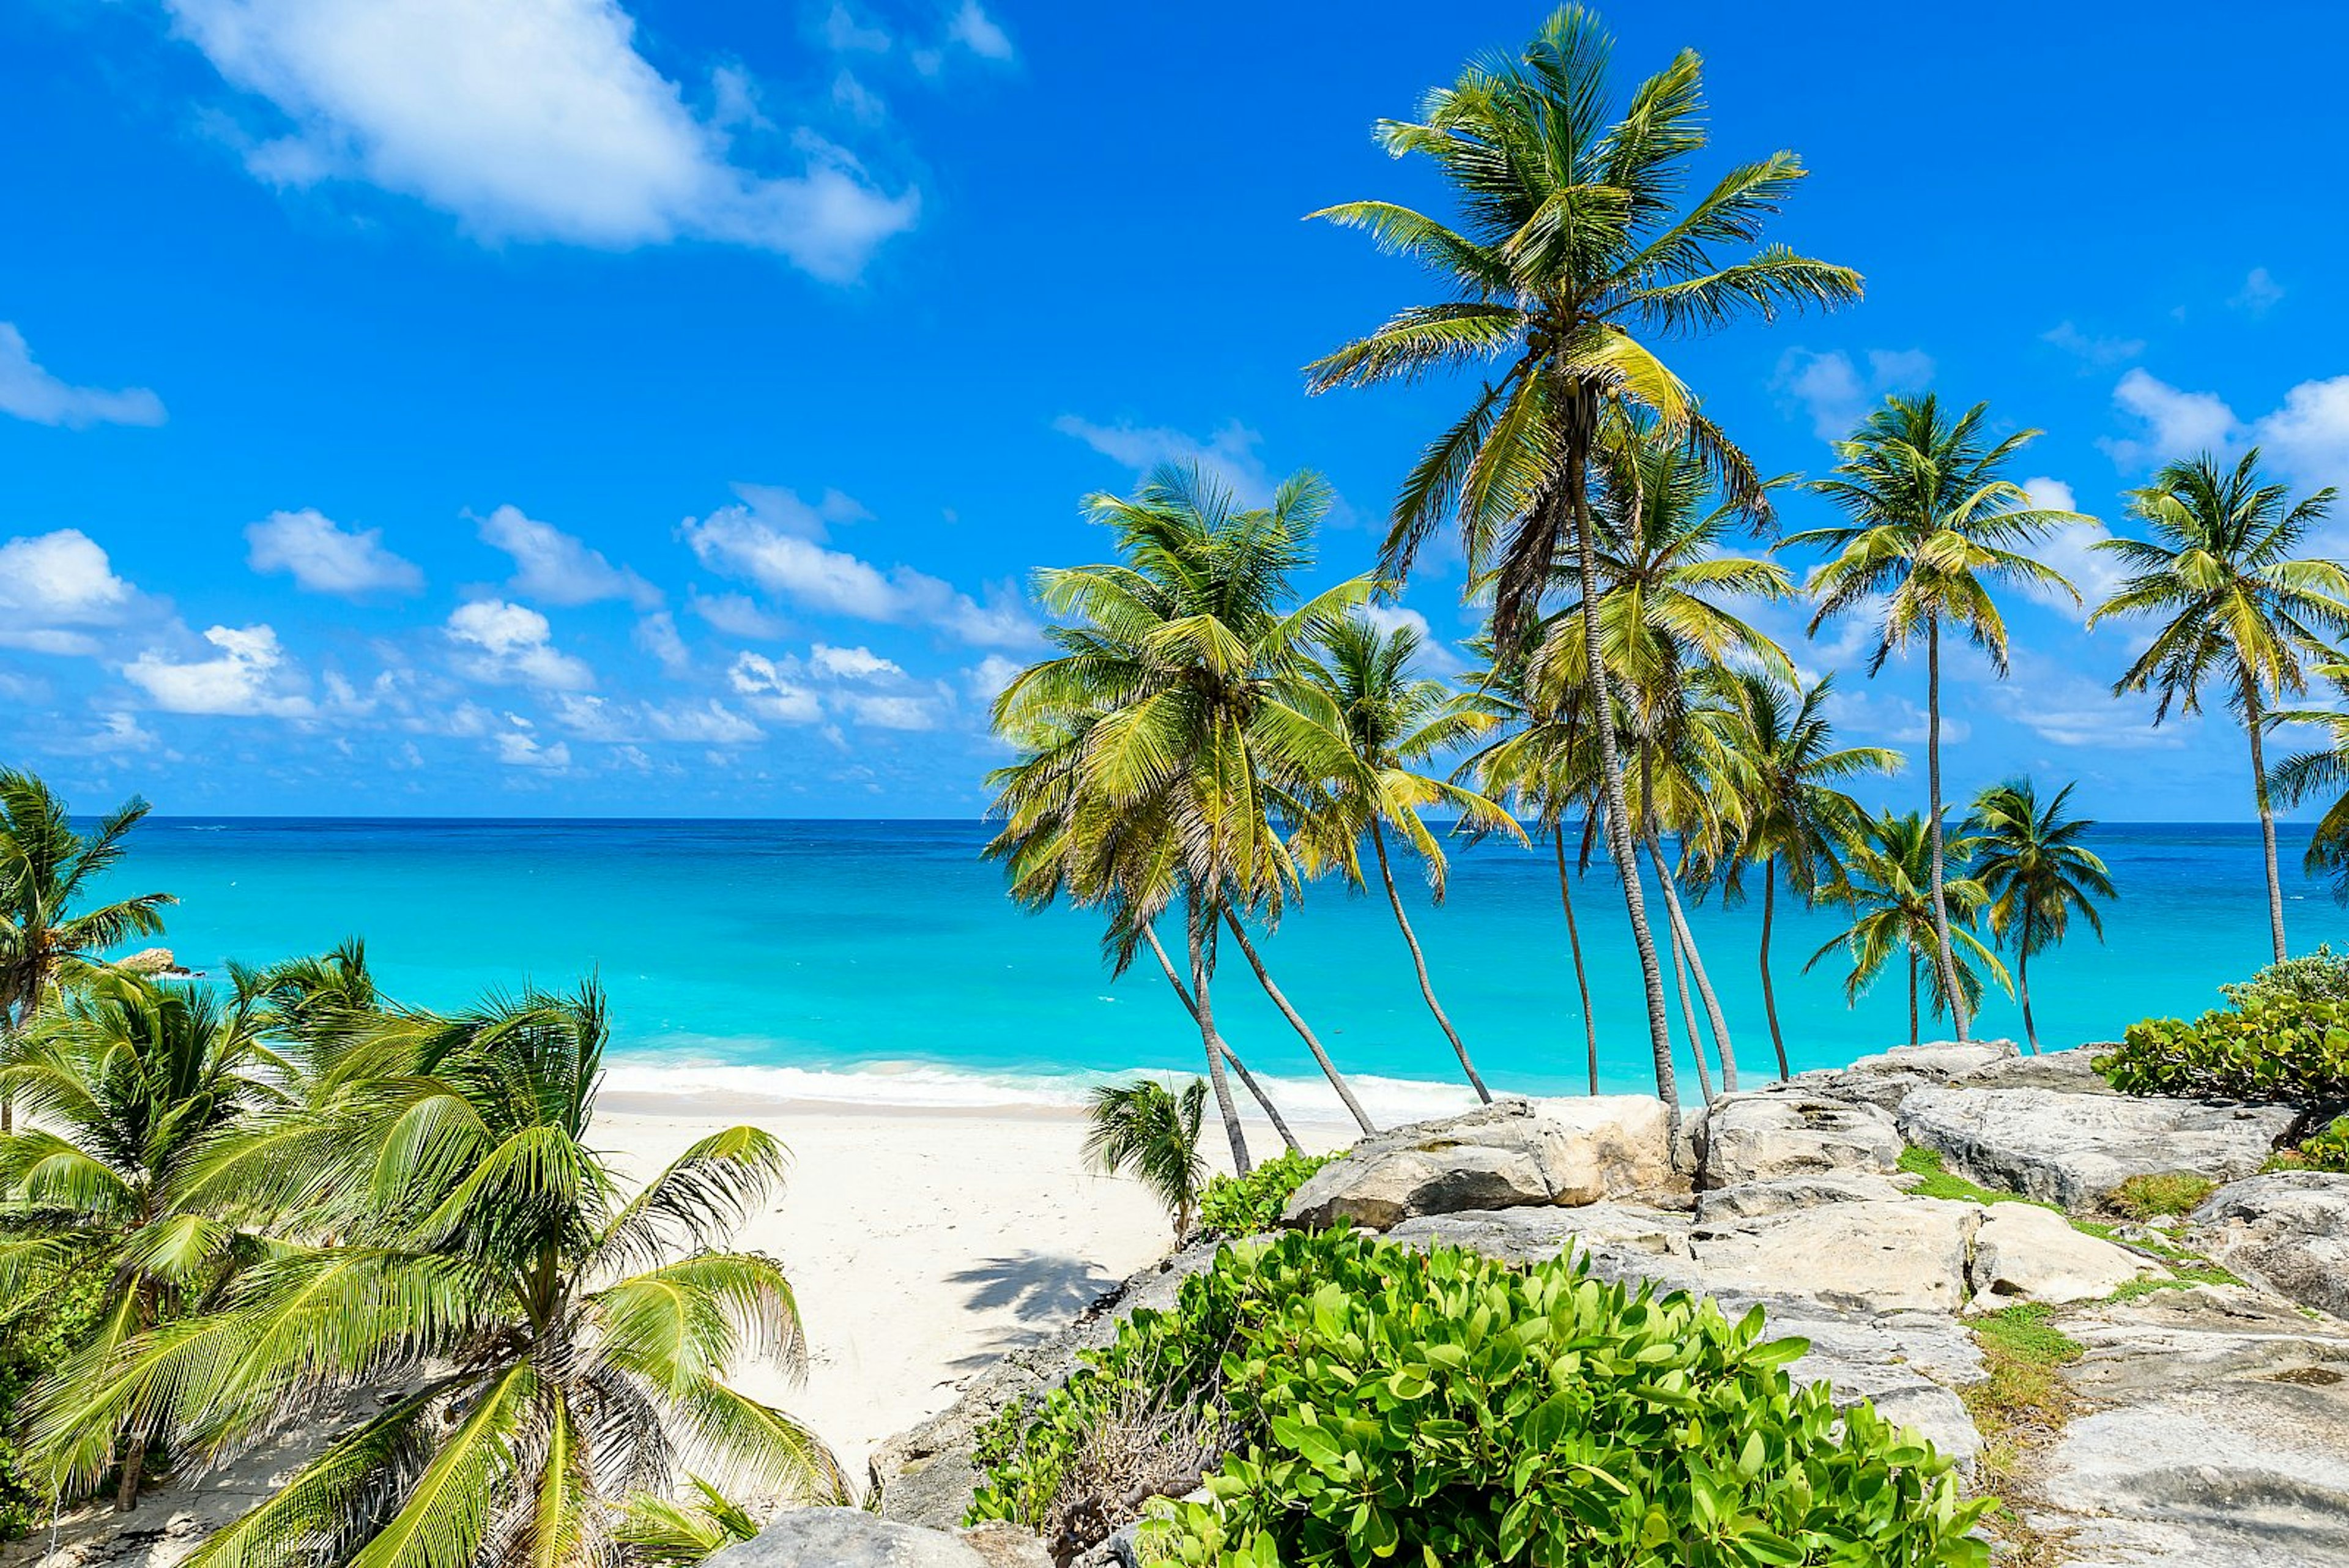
[95, 815, 2342, 1120]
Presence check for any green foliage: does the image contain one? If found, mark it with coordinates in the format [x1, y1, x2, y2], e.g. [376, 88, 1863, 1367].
[614, 1477, 762, 1567]
[1195, 1151, 1335, 1238]
[2096, 997, 2349, 1106]
[2108, 1172, 2217, 1220]
[1085, 1078, 1211, 1241]
[0, 1251, 106, 1538]
[1896, 1145, 2033, 1208]
[2268, 1115, 2349, 1174]
[2220, 945, 2349, 1008]
[975, 1230, 1988, 1567]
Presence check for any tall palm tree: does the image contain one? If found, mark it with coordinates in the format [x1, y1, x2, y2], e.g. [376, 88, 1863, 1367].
[1294, 614, 1520, 1102]
[1791, 395, 2079, 1042]
[31, 985, 847, 1559]
[1083, 1077, 1210, 1242]
[0, 770, 175, 1129]
[1715, 671, 1901, 1077]
[990, 464, 1378, 1165]
[1805, 811, 2008, 1046]
[2269, 664, 2349, 907]
[0, 975, 288, 1509]
[2088, 450, 2346, 962]
[1308, 7, 1860, 1117]
[1965, 780, 2115, 1055]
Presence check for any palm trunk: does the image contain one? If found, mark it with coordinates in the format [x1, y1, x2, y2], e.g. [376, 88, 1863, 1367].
[1562, 448, 1679, 1126]
[1907, 949, 1920, 1047]
[2245, 679, 2288, 963]
[1220, 910, 1377, 1136]
[1759, 858, 1789, 1080]
[1145, 924, 1301, 1153]
[1924, 618, 1970, 1041]
[2018, 940, 2038, 1056]
[1189, 918, 1250, 1176]
[1644, 828, 1738, 1095]
[1370, 820, 1490, 1104]
[1554, 825, 1600, 1095]
[114, 1433, 146, 1511]
[1667, 919, 1715, 1104]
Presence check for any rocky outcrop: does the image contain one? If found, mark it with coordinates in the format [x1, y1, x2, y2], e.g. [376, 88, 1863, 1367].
[1688, 1092, 1902, 1189]
[1787, 1039, 2021, 1112]
[2189, 1172, 2349, 1321]
[708, 1509, 1051, 1567]
[1692, 1172, 1906, 1221]
[1279, 1099, 1668, 1230]
[1896, 1082, 2295, 1210]
[1968, 1203, 2159, 1310]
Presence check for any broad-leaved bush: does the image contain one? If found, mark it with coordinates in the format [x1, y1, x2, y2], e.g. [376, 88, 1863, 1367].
[1197, 1151, 1336, 1238]
[2096, 997, 2349, 1107]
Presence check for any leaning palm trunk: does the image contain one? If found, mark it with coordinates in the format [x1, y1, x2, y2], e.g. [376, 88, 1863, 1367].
[1220, 912, 1377, 1135]
[2017, 940, 2039, 1056]
[1644, 829, 1739, 1096]
[1369, 820, 1490, 1104]
[2243, 675, 2289, 963]
[1554, 825, 1600, 1094]
[1144, 924, 1302, 1153]
[1924, 619, 1971, 1041]
[1188, 920, 1252, 1175]
[1666, 921, 1715, 1104]
[1759, 858, 1789, 1080]
[1563, 458, 1680, 1124]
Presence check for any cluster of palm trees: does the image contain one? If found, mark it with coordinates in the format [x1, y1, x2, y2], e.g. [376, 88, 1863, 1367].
[984, 6, 2349, 1164]
[0, 773, 840, 1561]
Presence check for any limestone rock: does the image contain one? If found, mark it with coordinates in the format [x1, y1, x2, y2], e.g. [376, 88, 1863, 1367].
[2190, 1172, 2349, 1321]
[1794, 1040, 2022, 1113]
[708, 1509, 1014, 1567]
[1967, 1202, 2159, 1310]
[1280, 1100, 1641, 1231]
[1693, 1172, 1907, 1222]
[1524, 1094, 1675, 1195]
[1896, 1083, 2293, 1210]
[1690, 1092, 1902, 1189]
[1689, 1197, 1980, 1314]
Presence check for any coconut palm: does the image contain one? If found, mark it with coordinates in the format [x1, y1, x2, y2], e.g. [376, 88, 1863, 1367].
[990, 463, 1379, 1165]
[1308, 7, 1860, 1115]
[1293, 614, 1520, 1102]
[1790, 395, 2080, 1042]
[1083, 1077, 1211, 1242]
[0, 770, 175, 1129]
[2268, 664, 2349, 908]
[238, 937, 384, 1048]
[1715, 671, 1901, 1077]
[0, 975, 288, 1509]
[615, 1477, 762, 1567]
[1964, 780, 2115, 1055]
[30, 984, 847, 1561]
[2088, 450, 2347, 962]
[1805, 811, 2008, 1046]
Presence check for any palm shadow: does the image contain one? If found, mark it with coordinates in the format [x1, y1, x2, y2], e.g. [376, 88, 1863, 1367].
[943, 1251, 1126, 1370]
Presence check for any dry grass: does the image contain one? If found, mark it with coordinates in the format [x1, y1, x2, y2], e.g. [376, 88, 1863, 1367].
[1964, 1303, 2085, 1566]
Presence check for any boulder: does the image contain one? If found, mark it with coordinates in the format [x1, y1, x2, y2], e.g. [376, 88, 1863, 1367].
[1524, 1094, 1675, 1194]
[1792, 1040, 2022, 1113]
[2189, 1172, 2349, 1321]
[1896, 1084, 2294, 1211]
[709, 1510, 1047, 1567]
[1693, 1172, 1907, 1222]
[1687, 1198, 1979, 1315]
[1967, 1202, 2160, 1310]
[1280, 1100, 1654, 1231]
[1689, 1092, 1902, 1189]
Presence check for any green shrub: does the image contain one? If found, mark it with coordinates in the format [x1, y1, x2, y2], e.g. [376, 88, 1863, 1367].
[1195, 1150, 1336, 1237]
[0, 1247, 109, 1538]
[2108, 1172, 2217, 1219]
[974, 1230, 1988, 1567]
[2268, 1115, 2349, 1175]
[2095, 997, 2349, 1107]
[2218, 945, 2349, 1008]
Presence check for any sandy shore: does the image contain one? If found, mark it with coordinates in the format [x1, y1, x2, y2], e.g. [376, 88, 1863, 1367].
[596, 1093, 1358, 1484]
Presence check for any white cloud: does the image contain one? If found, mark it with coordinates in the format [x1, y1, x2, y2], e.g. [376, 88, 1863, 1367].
[165, 0, 919, 281]
[245, 507, 423, 595]
[2016, 477, 2119, 619]
[728, 649, 823, 724]
[2099, 368, 2240, 469]
[1770, 348, 1934, 442]
[446, 598, 595, 689]
[947, 2, 1014, 61]
[1987, 655, 2183, 751]
[823, 4, 891, 52]
[808, 642, 901, 680]
[477, 503, 658, 608]
[552, 692, 759, 743]
[2252, 375, 2349, 500]
[963, 652, 1020, 703]
[634, 609, 689, 672]
[493, 717, 570, 769]
[841, 691, 940, 730]
[1053, 414, 1279, 504]
[124, 624, 317, 716]
[0, 324, 166, 428]
[1354, 601, 1469, 673]
[2232, 267, 2285, 317]
[2041, 321, 2144, 370]
[681, 487, 1035, 647]
[688, 588, 790, 639]
[0, 530, 134, 649]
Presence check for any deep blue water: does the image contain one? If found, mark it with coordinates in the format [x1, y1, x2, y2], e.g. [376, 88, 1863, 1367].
[89, 817, 2342, 1115]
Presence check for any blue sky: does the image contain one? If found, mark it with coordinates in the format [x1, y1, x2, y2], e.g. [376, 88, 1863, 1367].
[2, 0, 2345, 819]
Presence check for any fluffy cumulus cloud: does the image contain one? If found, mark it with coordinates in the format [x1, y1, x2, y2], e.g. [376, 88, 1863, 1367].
[681, 484, 1034, 647]
[123, 624, 317, 716]
[445, 599, 595, 689]
[633, 609, 689, 672]
[245, 507, 424, 595]
[551, 693, 760, 744]
[2099, 368, 2239, 469]
[0, 530, 136, 652]
[962, 652, 1020, 704]
[688, 589, 789, 639]
[0, 324, 166, 428]
[492, 716, 570, 770]
[163, 0, 919, 280]
[2016, 478, 2121, 619]
[477, 504, 658, 608]
[727, 650, 823, 724]
[1770, 348, 1934, 441]
[2098, 371, 2349, 507]
[725, 644, 949, 730]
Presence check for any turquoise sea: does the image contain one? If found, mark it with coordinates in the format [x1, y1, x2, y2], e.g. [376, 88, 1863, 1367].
[97, 818, 2342, 1118]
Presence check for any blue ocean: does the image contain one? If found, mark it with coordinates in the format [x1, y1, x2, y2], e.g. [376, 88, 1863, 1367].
[99, 818, 2342, 1118]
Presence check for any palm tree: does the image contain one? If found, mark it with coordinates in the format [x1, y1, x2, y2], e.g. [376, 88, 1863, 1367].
[0, 974, 287, 1509]
[1294, 614, 1520, 1102]
[1308, 7, 1861, 1117]
[1805, 811, 2008, 1046]
[1965, 780, 2115, 1055]
[2269, 664, 2349, 907]
[2088, 450, 2347, 962]
[1791, 395, 2080, 1042]
[0, 770, 175, 1129]
[616, 1476, 762, 1567]
[30, 984, 847, 1558]
[990, 464, 1379, 1164]
[1716, 671, 1901, 1077]
[1083, 1077, 1210, 1242]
